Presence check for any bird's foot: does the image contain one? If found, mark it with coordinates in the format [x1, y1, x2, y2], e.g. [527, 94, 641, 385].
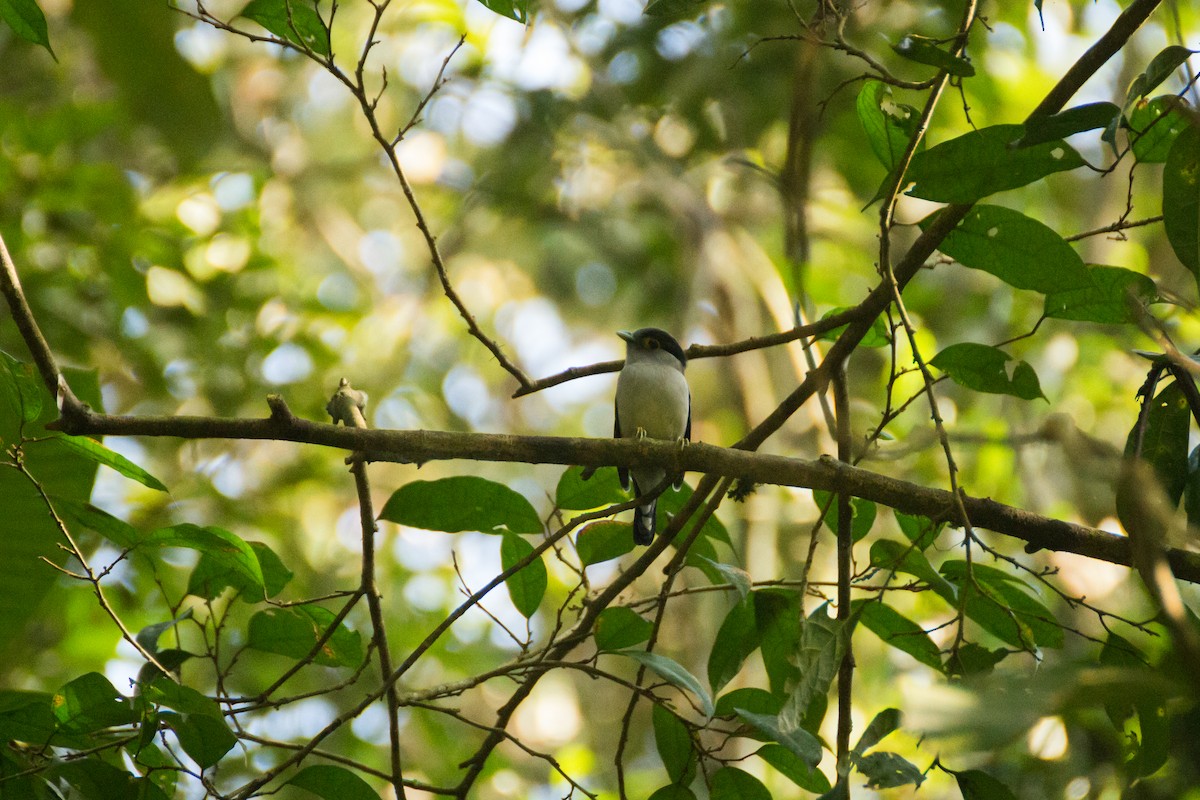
[634, 426, 648, 440]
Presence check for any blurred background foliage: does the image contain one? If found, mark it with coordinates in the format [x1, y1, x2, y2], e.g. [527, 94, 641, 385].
[2, 0, 1200, 797]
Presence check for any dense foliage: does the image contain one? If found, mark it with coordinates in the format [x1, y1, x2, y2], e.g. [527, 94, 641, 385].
[2, 0, 1200, 798]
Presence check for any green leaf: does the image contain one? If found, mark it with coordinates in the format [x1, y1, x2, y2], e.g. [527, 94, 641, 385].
[240, 0, 330, 55]
[930, 343, 1045, 401]
[1015, 102, 1120, 148]
[142, 679, 221, 718]
[756, 744, 832, 792]
[1163, 123, 1200, 288]
[852, 751, 925, 788]
[816, 779, 850, 800]
[188, 540, 293, 601]
[144, 524, 265, 596]
[0, 0, 53, 55]
[854, 708, 902, 755]
[500, 531, 546, 619]
[619, 650, 714, 718]
[1127, 45, 1196, 104]
[556, 466, 627, 510]
[0, 351, 42, 423]
[698, 557, 752, 600]
[780, 605, 856, 733]
[714, 687, 781, 718]
[652, 704, 695, 784]
[856, 601, 943, 671]
[953, 768, 1019, 800]
[159, 711, 236, 769]
[135, 610, 193, 655]
[894, 512, 943, 551]
[735, 708, 823, 768]
[905, 125, 1084, 203]
[594, 607, 653, 651]
[51, 758, 168, 800]
[576, 520, 636, 566]
[1128, 96, 1191, 163]
[856, 80, 925, 172]
[53, 498, 139, 548]
[48, 434, 168, 492]
[659, 481, 731, 547]
[473, 0, 527, 22]
[0, 690, 61, 745]
[708, 596, 760, 692]
[818, 306, 890, 347]
[868, 540, 957, 603]
[1124, 381, 1191, 504]
[754, 590, 802, 695]
[926, 204, 1091, 293]
[380, 476, 543, 535]
[1043, 265, 1158, 323]
[288, 765, 383, 800]
[945, 643, 1007, 676]
[643, 0, 704, 15]
[247, 605, 363, 668]
[51, 673, 136, 733]
[813, 490, 876, 542]
[891, 34, 974, 76]
[647, 786, 698, 800]
[711, 767, 772, 800]
[942, 563, 1064, 649]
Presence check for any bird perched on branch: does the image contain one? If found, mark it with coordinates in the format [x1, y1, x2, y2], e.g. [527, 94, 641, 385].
[615, 327, 691, 544]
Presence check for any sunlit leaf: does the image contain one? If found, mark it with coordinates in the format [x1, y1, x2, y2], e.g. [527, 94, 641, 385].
[1128, 96, 1191, 163]
[906, 125, 1084, 203]
[240, 0, 330, 55]
[856, 80, 925, 171]
[855, 601, 943, 672]
[854, 708, 902, 755]
[49, 434, 168, 492]
[144, 524, 265, 596]
[380, 476, 543, 535]
[247, 605, 363, 668]
[576, 520, 636, 565]
[852, 751, 925, 788]
[556, 466, 626, 510]
[894, 512, 943, 551]
[1126, 45, 1196, 105]
[288, 765, 383, 800]
[0, 0, 53, 56]
[188, 540, 293, 601]
[1015, 102, 1120, 148]
[52, 673, 136, 733]
[930, 343, 1046, 401]
[500, 531, 546, 619]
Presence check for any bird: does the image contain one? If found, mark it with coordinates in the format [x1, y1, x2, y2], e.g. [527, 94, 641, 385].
[614, 327, 691, 544]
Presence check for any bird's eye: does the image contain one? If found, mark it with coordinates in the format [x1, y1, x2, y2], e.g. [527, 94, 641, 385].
[645, 338, 659, 349]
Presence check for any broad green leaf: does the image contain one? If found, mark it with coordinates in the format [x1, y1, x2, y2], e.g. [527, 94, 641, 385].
[594, 607, 653, 651]
[852, 751, 925, 788]
[652, 704, 695, 784]
[707, 596, 760, 692]
[52, 758, 168, 800]
[868, 540, 957, 603]
[1124, 381, 1190, 504]
[144, 524, 264, 596]
[51, 673, 136, 733]
[954, 768, 1019, 800]
[647, 786, 698, 800]
[247, 605, 363, 668]
[698, 556, 752, 600]
[946, 643, 1007, 676]
[659, 481, 731, 547]
[380, 476, 543, 535]
[754, 590, 802, 695]
[818, 306, 891, 347]
[854, 708, 903, 755]
[813, 490, 876, 542]
[710, 767, 771, 800]
[49, 434, 168, 492]
[1015, 102, 1120, 148]
[0, 351, 42, 423]
[0, 0, 53, 55]
[135, 610, 193, 655]
[780, 605, 856, 733]
[856, 601, 943, 671]
[556, 466, 626, 510]
[756, 744, 832, 792]
[926, 204, 1091, 293]
[930, 343, 1045, 401]
[1126, 45, 1196, 105]
[856, 80, 925, 171]
[714, 687, 781, 718]
[895, 512, 943, 551]
[1043, 265, 1157, 323]
[142, 679, 221, 718]
[159, 711, 236, 769]
[0, 690, 60, 744]
[1099, 634, 1169, 777]
[906, 125, 1084, 203]
[576, 520, 635, 566]
[942, 563, 1064, 649]
[53, 498, 139, 548]
[891, 34, 974, 76]
[1185, 445, 1200, 528]
[735, 708, 822, 768]
[288, 765, 383, 800]
[187, 540, 293, 601]
[619, 650, 714, 718]
[1128, 96, 1191, 163]
[500, 531, 546, 619]
[1163, 123, 1200, 288]
[240, 0, 330, 55]
[475, 0, 527, 21]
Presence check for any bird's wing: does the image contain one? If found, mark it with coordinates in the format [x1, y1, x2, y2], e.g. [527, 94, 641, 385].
[615, 403, 629, 490]
[684, 392, 692, 441]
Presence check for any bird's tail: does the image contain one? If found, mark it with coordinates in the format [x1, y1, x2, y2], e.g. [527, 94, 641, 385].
[633, 499, 656, 545]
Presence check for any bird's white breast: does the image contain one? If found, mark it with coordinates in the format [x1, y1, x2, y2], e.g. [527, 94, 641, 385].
[616, 359, 690, 441]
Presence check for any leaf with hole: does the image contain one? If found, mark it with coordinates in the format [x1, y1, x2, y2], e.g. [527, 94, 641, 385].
[891, 34, 974, 76]
[856, 80, 925, 171]
[240, 0, 329, 55]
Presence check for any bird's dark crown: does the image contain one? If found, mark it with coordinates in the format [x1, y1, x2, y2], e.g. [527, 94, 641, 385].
[623, 327, 686, 365]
